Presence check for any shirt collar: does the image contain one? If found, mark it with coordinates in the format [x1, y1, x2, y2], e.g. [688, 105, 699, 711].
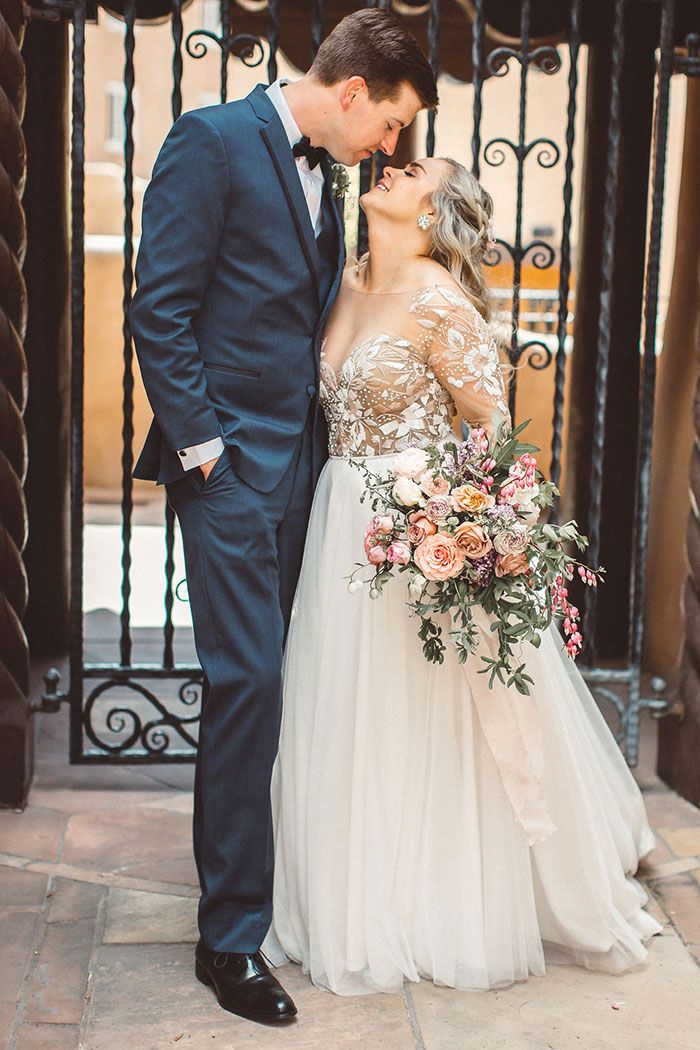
[265, 78, 303, 148]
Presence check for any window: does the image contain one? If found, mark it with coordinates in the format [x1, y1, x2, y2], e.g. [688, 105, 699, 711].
[105, 82, 126, 154]
[201, 0, 223, 38]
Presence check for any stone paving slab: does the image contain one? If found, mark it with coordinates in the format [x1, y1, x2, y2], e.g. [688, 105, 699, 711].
[103, 888, 198, 944]
[0, 807, 68, 863]
[60, 808, 198, 887]
[0, 909, 43, 1047]
[14, 1023, 80, 1049]
[80, 944, 416, 1050]
[408, 926, 700, 1050]
[27, 918, 96, 1025]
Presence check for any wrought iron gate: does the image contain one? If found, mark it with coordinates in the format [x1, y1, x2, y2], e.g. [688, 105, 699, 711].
[38, 0, 699, 763]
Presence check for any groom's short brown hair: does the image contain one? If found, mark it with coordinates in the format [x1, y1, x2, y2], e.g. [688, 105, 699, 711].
[311, 9, 439, 111]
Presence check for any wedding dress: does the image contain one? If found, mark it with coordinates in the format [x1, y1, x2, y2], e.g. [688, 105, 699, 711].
[268, 282, 661, 995]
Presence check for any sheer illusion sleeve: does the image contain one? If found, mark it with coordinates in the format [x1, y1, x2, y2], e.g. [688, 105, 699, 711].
[411, 286, 510, 436]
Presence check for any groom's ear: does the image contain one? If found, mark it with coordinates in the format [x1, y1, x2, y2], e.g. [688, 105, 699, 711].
[338, 76, 369, 111]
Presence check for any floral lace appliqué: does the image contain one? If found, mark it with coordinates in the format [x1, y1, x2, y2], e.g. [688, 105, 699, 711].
[320, 285, 509, 458]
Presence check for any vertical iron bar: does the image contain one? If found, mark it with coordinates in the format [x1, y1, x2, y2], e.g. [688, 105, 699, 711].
[219, 0, 229, 103]
[549, 0, 581, 513]
[163, 0, 185, 671]
[171, 0, 183, 122]
[582, 0, 626, 663]
[69, 0, 86, 762]
[626, 0, 675, 762]
[508, 0, 532, 416]
[119, 0, 136, 668]
[471, 0, 485, 176]
[425, 0, 440, 158]
[311, 0, 325, 60]
[267, 0, 280, 84]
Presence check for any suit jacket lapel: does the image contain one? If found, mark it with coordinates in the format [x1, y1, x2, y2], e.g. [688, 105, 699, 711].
[248, 86, 322, 302]
[319, 156, 347, 320]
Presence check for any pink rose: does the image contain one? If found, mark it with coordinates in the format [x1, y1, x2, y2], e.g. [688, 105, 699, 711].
[421, 472, 451, 498]
[387, 541, 411, 565]
[407, 511, 438, 546]
[494, 551, 530, 577]
[368, 545, 387, 566]
[424, 496, 453, 524]
[414, 533, 466, 581]
[454, 522, 493, 560]
[376, 515, 395, 534]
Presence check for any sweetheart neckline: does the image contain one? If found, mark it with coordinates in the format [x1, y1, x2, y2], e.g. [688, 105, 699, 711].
[320, 333, 415, 385]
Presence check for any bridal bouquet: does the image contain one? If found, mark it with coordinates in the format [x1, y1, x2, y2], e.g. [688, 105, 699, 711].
[349, 420, 604, 695]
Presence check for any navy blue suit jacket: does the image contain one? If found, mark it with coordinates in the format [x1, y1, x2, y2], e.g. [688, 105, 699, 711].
[130, 85, 345, 492]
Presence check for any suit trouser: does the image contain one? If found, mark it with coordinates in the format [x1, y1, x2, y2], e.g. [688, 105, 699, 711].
[166, 420, 316, 953]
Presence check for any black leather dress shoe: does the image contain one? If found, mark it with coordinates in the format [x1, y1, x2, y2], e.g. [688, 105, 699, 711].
[195, 940, 297, 1025]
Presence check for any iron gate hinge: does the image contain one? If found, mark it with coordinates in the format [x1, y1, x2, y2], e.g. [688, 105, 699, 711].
[31, 668, 69, 714]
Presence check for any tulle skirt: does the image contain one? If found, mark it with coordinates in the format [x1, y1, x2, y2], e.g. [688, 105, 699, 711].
[268, 454, 661, 995]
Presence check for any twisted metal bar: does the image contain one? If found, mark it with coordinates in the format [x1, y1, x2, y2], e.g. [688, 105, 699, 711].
[549, 0, 581, 516]
[0, 0, 29, 714]
[69, 0, 86, 763]
[627, 0, 675, 694]
[267, 0, 279, 84]
[311, 0, 325, 60]
[425, 0, 439, 157]
[582, 0, 626, 663]
[470, 0, 485, 177]
[164, 0, 185, 671]
[119, 0, 136, 668]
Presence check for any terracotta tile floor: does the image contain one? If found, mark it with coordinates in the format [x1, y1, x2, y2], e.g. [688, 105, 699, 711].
[1, 656, 699, 1049]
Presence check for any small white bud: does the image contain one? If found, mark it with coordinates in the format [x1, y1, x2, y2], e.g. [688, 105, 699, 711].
[348, 580, 363, 594]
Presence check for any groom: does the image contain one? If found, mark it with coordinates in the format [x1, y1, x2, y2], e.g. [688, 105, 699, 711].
[130, 8, 437, 1025]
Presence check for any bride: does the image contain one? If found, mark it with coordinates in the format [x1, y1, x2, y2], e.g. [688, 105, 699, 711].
[267, 157, 661, 995]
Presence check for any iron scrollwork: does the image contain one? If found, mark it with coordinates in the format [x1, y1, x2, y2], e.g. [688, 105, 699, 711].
[185, 28, 265, 68]
[82, 676, 203, 756]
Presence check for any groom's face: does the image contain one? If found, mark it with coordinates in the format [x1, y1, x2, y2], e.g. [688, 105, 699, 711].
[324, 78, 423, 167]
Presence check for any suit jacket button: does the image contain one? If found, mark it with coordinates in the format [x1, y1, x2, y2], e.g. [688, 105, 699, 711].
[306, 384, 317, 397]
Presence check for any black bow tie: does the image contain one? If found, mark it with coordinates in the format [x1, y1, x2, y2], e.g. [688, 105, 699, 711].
[292, 135, 326, 171]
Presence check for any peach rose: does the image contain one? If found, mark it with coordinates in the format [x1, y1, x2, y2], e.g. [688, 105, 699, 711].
[421, 472, 451, 498]
[414, 532, 466, 582]
[451, 484, 495, 514]
[494, 551, 530, 577]
[453, 522, 493, 560]
[407, 511, 438, 545]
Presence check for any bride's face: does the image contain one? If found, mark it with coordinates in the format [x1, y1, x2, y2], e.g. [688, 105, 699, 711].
[361, 158, 448, 226]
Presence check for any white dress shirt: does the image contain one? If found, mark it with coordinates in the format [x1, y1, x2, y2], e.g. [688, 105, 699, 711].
[177, 79, 325, 471]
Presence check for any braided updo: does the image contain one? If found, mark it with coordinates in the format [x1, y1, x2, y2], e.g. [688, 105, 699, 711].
[427, 159, 495, 322]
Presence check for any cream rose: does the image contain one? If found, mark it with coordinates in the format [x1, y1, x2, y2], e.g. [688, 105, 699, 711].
[392, 476, 423, 507]
[493, 524, 529, 556]
[414, 533, 466, 582]
[393, 447, 430, 480]
[453, 522, 493, 560]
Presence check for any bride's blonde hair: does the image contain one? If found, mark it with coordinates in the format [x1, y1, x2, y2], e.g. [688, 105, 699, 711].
[427, 159, 495, 322]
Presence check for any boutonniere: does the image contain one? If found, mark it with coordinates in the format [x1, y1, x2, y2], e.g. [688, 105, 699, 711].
[331, 163, 350, 199]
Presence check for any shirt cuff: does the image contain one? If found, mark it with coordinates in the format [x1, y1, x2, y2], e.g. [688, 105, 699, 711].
[177, 436, 225, 471]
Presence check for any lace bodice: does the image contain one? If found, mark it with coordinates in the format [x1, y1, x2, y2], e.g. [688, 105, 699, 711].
[320, 283, 510, 458]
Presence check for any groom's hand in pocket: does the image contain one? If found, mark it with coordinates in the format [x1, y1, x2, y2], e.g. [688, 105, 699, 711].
[200, 456, 219, 481]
